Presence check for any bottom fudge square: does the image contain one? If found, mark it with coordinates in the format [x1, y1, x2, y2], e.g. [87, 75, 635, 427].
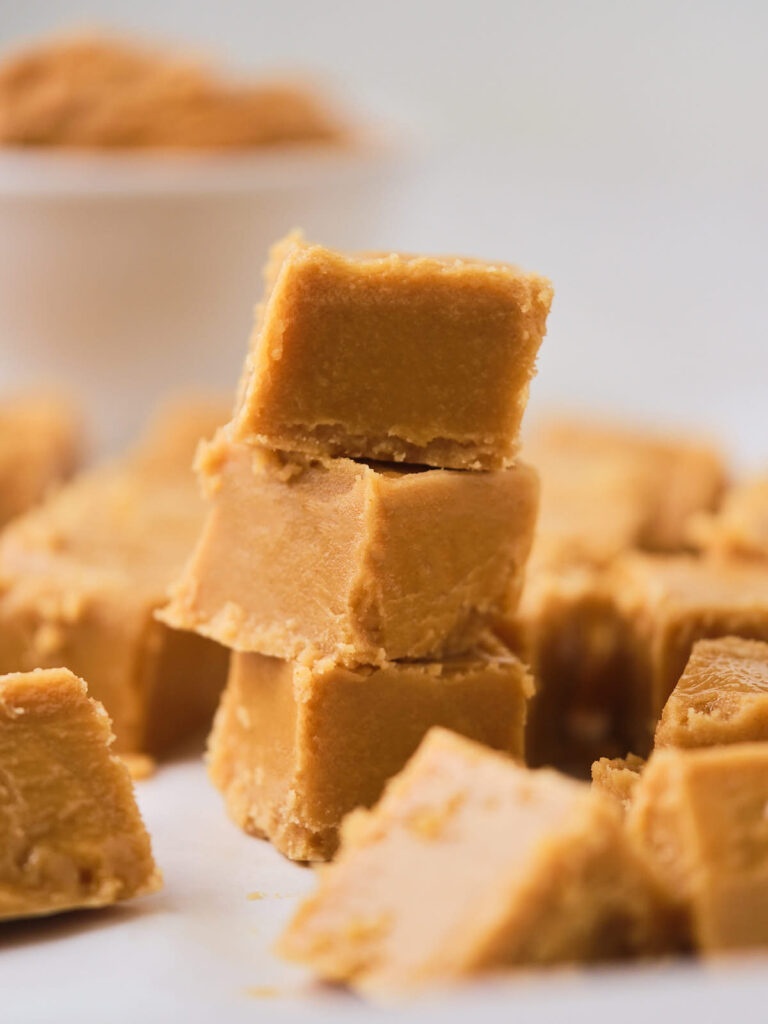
[0, 668, 161, 920]
[277, 728, 675, 994]
[628, 744, 768, 952]
[208, 639, 533, 861]
[655, 637, 768, 749]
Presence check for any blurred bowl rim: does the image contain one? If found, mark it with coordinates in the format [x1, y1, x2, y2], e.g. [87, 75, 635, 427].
[0, 124, 403, 197]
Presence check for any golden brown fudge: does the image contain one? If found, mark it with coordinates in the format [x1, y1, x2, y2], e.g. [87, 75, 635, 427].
[277, 728, 675, 993]
[611, 552, 768, 753]
[0, 395, 81, 528]
[591, 754, 644, 813]
[0, 34, 345, 149]
[232, 233, 553, 470]
[208, 639, 533, 861]
[161, 429, 539, 665]
[0, 402, 229, 754]
[501, 564, 629, 771]
[690, 475, 768, 560]
[0, 667, 161, 920]
[527, 417, 725, 556]
[655, 637, 768, 749]
[628, 744, 768, 952]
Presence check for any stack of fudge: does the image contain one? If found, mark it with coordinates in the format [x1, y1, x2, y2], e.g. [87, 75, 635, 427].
[161, 232, 553, 860]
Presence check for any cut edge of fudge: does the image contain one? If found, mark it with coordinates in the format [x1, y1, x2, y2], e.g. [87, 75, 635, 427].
[232, 233, 554, 470]
[277, 728, 678, 993]
[655, 636, 768, 749]
[160, 431, 539, 666]
[0, 667, 161, 921]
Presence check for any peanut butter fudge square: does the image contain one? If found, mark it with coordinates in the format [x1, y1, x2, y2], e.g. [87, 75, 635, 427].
[527, 417, 725, 553]
[161, 429, 539, 665]
[0, 395, 81, 528]
[610, 552, 768, 753]
[655, 636, 768, 749]
[0, 402, 229, 754]
[590, 753, 645, 813]
[628, 743, 768, 952]
[232, 233, 553, 470]
[503, 564, 629, 771]
[689, 475, 768, 560]
[0, 667, 160, 920]
[208, 638, 532, 861]
[277, 728, 676, 993]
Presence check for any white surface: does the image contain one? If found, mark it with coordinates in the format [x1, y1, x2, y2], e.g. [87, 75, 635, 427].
[1, 749, 766, 1024]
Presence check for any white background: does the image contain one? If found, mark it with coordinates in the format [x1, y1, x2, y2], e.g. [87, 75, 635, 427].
[2, 0, 767, 461]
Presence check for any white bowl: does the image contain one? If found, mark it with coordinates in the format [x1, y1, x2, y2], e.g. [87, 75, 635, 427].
[0, 132, 402, 453]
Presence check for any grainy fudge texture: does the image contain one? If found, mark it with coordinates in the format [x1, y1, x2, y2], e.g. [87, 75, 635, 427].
[0, 395, 81, 528]
[611, 553, 768, 753]
[278, 728, 675, 993]
[628, 744, 768, 952]
[526, 418, 725, 556]
[0, 34, 345, 149]
[0, 402, 229, 754]
[161, 430, 539, 665]
[232, 234, 553, 470]
[689, 475, 768, 561]
[655, 637, 768, 749]
[591, 754, 644, 813]
[0, 668, 160, 920]
[208, 641, 533, 861]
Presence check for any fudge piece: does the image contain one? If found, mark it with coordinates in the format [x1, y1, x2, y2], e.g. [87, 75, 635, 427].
[527, 418, 725, 555]
[500, 564, 629, 771]
[628, 744, 768, 951]
[655, 637, 768, 749]
[0, 402, 229, 754]
[0, 395, 81, 528]
[208, 639, 532, 861]
[0, 667, 160, 920]
[232, 233, 553, 470]
[277, 728, 675, 992]
[591, 754, 644, 813]
[161, 430, 539, 665]
[689, 475, 768, 561]
[611, 552, 768, 754]
[0, 33, 345, 149]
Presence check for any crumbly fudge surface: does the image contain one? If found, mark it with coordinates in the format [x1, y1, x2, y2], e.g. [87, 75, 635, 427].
[278, 728, 675, 992]
[0, 395, 81, 528]
[161, 429, 539, 665]
[0, 667, 160, 920]
[689, 475, 768, 560]
[591, 753, 645, 812]
[655, 636, 768, 749]
[0, 401, 229, 753]
[0, 34, 345, 149]
[628, 744, 768, 951]
[208, 639, 533, 861]
[232, 233, 553, 470]
[527, 417, 725, 556]
[610, 552, 768, 750]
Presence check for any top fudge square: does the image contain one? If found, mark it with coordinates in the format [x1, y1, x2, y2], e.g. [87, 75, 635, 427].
[232, 233, 553, 470]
